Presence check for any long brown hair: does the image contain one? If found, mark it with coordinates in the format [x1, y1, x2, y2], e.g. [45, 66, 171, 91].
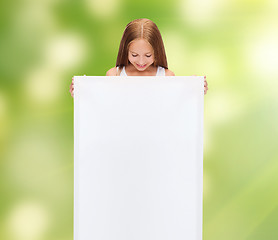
[116, 18, 168, 74]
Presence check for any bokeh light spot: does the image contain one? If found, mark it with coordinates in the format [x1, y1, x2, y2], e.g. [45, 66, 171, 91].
[43, 33, 88, 71]
[84, 0, 121, 19]
[6, 200, 50, 240]
[244, 23, 278, 79]
[25, 67, 62, 103]
[179, 0, 229, 27]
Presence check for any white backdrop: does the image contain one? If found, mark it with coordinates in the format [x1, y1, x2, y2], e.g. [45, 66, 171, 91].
[74, 76, 204, 240]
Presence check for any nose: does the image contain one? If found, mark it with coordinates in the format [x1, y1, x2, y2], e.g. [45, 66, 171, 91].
[139, 56, 145, 65]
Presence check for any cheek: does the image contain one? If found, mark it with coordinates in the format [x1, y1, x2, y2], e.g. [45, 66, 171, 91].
[147, 56, 154, 64]
[128, 55, 135, 62]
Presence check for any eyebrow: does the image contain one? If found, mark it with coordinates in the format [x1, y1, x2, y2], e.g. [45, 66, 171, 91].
[130, 51, 152, 54]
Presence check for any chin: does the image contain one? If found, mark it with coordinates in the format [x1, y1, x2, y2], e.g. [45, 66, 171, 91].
[136, 68, 146, 71]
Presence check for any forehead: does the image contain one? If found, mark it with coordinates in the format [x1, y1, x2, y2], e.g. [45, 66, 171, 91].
[128, 39, 154, 54]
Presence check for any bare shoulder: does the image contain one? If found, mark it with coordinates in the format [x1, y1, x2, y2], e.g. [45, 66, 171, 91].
[106, 67, 117, 76]
[165, 68, 175, 76]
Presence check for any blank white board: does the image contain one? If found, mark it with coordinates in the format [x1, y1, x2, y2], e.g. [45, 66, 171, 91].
[74, 76, 204, 240]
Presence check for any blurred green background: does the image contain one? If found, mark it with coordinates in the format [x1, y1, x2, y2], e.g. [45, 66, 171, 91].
[1, 0, 278, 239]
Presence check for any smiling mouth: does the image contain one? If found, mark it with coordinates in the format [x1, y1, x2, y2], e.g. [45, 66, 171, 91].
[136, 64, 147, 68]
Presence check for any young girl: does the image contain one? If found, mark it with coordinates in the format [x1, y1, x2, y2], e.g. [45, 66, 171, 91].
[69, 18, 208, 97]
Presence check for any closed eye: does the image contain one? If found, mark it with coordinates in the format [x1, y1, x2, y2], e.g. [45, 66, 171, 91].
[131, 54, 152, 57]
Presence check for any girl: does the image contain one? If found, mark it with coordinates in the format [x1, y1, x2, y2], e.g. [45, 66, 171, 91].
[69, 18, 208, 97]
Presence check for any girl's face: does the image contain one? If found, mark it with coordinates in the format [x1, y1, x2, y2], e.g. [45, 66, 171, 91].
[128, 38, 155, 71]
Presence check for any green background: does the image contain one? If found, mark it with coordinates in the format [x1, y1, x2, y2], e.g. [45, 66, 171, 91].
[1, 0, 278, 239]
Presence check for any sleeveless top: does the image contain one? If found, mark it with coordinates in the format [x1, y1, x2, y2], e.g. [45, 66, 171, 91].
[116, 65, 165, 76]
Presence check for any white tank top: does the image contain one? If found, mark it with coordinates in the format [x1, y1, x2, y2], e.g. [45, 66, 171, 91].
[117, 65, 165, 76]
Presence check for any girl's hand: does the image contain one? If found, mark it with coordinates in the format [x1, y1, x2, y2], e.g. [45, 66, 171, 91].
[192, 75, 208, 95]
[69, 77, 74, 98]
[204, 75, 208, 95]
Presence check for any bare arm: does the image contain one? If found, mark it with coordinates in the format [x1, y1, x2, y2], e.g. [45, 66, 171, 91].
[106, 67, 117, 76]
[165, 69, 175, 76]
